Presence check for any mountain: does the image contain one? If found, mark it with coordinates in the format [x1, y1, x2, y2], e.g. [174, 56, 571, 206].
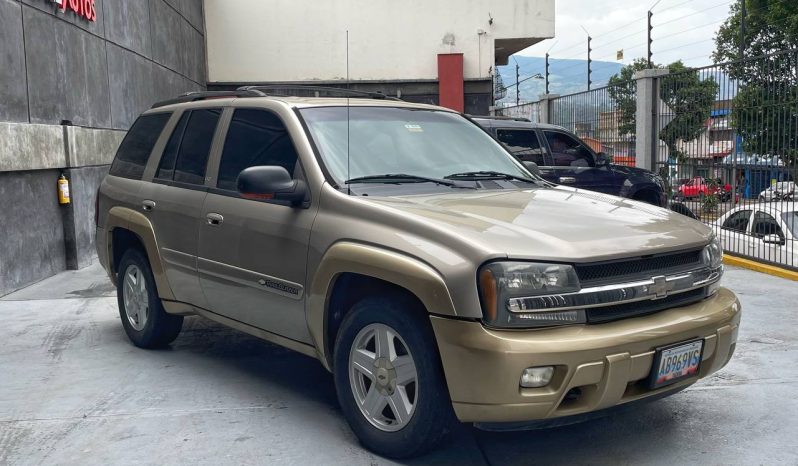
[497, 56, 623, 103]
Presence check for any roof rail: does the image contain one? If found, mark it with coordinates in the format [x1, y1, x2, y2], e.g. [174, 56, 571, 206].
[150, 90, 266, 108]
[467, 114, 531, 122]
[237, 85, 402, 101]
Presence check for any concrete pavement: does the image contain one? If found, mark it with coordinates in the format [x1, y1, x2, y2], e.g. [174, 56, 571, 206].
[1, 263, 796, 465]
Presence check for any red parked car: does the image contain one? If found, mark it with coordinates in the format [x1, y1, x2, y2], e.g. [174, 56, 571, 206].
[676, 177, 733, 201]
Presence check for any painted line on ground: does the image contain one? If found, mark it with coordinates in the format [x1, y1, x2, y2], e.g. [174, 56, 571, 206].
[723, 255, 798, 282]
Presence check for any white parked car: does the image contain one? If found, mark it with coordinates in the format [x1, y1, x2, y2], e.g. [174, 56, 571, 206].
[714, 202, 798, 268]
[758, 182, 795, 202]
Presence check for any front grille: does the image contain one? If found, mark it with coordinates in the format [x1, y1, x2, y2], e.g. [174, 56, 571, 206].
[586, 287, 706, 324]
[575, 249, 703, 286]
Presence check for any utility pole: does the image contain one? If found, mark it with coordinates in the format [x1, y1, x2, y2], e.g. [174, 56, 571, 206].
[739, 0, 746, 59]
[587, 36, 592, 90]
[647, 10, 654, 67]
[545, 52, 550, 94]
[516, 62, 520, 105]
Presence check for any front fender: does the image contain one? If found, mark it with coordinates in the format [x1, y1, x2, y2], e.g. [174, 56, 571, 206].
[105, 206, 176, 301]
[307, 241, 457, 369]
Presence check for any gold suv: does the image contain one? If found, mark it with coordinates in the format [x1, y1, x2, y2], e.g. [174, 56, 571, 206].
[96, 88, 740, 458]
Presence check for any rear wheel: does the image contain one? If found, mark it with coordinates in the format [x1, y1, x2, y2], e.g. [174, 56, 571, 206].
[117, 248, 183, 348]
[333, 296, 454, 458]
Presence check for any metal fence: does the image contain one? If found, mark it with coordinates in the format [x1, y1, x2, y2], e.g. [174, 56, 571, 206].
[549, 83, 637, 167]
[656, 49, 798, 270]
[494, 101, 541, 122]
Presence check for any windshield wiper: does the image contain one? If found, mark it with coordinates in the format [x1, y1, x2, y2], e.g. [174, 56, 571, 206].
[345, 173, 474, 188]
[444, 171, 538, 183]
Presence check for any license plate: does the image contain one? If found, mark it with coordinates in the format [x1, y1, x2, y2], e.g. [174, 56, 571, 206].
[649, 339, 704, 389]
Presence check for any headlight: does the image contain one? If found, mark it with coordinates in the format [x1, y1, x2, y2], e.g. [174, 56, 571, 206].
[703, 237, 723, 269]
[478, 262, 584, 328]
[702, 237, 724, 296]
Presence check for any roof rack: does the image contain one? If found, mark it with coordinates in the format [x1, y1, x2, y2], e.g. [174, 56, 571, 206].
[237, 85, 402, 101]
[151, 90, 266, 108]
[467, 114, 531, 122]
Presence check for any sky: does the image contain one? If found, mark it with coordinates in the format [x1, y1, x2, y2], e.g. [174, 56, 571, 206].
[516, 0, 736, 67]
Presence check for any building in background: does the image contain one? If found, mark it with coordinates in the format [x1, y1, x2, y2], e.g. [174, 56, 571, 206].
[203, 0, 555, 114]
[0, 0, 205, 296]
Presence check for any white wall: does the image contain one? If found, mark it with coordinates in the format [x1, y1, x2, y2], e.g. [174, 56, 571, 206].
[204, 0, 554, 83]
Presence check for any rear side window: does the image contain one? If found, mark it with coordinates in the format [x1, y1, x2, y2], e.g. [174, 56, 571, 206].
[169, 108, 221, 185]
[496, 129, 546, 165]
[155, 112, 189, 181]
[216, 109, 299, 191]
[722, 210, 752, 233]
[109, 113, 171, 179]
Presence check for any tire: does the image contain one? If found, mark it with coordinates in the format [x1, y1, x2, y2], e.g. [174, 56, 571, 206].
[117, 248, 183, 348]
[333, 295, 454, 458]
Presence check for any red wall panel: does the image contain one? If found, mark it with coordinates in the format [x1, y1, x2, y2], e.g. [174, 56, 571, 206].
[438, 53, 464, 112]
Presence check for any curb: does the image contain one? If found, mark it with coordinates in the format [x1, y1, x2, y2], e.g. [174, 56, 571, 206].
[723, 255, 798, 282]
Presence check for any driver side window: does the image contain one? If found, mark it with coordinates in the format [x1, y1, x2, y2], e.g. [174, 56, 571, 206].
[752, 211, 784, 239]
[722, 210, 752, 233]
[217, 109, 299, 191]
[543, 131, 594, 167]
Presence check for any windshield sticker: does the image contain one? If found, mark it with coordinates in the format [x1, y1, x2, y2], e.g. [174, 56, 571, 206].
[404, 124, 424, 132]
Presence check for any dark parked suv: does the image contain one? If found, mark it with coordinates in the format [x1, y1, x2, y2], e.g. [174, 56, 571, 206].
[473, 116, 667, 207]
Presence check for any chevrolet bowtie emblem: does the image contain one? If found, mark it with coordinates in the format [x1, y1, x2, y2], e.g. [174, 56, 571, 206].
[650, 275, 668, 298]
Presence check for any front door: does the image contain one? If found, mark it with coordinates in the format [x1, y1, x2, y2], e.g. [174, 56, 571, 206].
[719, 209, 756, 258]
[540, 130, 618, 195]
[197, 108, 316, 343]
[750, 210, 788, 265]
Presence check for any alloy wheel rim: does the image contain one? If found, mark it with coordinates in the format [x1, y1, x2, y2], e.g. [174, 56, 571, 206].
[122, 264, 149, 331]
[348, 323, 418, 432]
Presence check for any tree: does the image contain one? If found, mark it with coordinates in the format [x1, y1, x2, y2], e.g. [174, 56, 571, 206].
[608, 59, 718, 161]
[713, 0, 798, 163]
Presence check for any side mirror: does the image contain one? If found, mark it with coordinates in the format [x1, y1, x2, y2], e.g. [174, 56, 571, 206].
[595, 152, 610, 167]
[237, 166, 307, 207]
[762, 234, 786, 246]
[523, 161, 541, 177]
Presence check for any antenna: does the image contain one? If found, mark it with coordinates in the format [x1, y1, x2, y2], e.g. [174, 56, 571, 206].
[346, 29, 351, 195]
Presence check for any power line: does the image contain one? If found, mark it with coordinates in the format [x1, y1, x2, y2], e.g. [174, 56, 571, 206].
[654, 0, 732, 28]
[653, 17, 726, 41]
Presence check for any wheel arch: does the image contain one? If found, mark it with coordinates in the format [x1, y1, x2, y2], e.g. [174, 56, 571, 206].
[307, 242, 457, 370]
[105, 206, 176, 301]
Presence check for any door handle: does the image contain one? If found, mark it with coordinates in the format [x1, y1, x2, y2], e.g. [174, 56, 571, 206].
[558, 177, 577, 184]
[206, 213, 224, 226]
[142, 200, 156, 211]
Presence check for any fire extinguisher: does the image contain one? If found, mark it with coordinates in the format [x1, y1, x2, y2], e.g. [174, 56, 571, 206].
[58, 174, 71, 205]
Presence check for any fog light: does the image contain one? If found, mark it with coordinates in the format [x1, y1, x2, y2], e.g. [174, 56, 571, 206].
[520, 366, 554, 388]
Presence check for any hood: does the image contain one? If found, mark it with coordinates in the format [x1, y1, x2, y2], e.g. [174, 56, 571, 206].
[365, 187, 712, 263]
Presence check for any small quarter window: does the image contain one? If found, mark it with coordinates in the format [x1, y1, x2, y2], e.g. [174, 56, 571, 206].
[109, 113, 171, 179]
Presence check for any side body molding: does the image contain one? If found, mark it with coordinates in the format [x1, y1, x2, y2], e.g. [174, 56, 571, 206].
[307, 241, 458, 369]
[104, 206, 176, 301]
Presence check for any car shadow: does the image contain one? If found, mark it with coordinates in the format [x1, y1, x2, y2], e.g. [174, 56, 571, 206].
[149, 316, 682, 465]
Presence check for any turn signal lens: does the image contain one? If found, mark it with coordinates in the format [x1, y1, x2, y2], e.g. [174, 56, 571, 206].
[521, 366, 554, 388]
[479, 268, 498, 321]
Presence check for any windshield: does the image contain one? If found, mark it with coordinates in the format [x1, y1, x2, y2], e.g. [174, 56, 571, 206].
[782, 211, 798, 238]
[299, 107, 533, 189]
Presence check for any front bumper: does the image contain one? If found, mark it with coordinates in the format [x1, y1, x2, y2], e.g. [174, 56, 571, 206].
[431, 287, 740, 423]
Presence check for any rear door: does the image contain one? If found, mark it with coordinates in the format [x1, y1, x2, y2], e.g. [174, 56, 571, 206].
[493, 128, 549, 167]
[540, 130, 617, 194]
[197, 107, 317, 343]
[139, 107, 223, 308]
[719, 209, 755, 258]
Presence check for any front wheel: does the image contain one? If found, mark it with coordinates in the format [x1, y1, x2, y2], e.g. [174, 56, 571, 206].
[333, 296, 454, 458]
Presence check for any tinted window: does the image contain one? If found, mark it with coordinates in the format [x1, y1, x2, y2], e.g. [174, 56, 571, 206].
[173, 109, 221, 185]
[752, 212, 784, 238]
[722, 210, 752, 233]
[155, 112, 189, 181]
[544, 131, 594, 167]
[217, 109, 299, 191]
[109, 113, 171, 179]
[782, 211, 798, 238]
[496, 129, 545, 165]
